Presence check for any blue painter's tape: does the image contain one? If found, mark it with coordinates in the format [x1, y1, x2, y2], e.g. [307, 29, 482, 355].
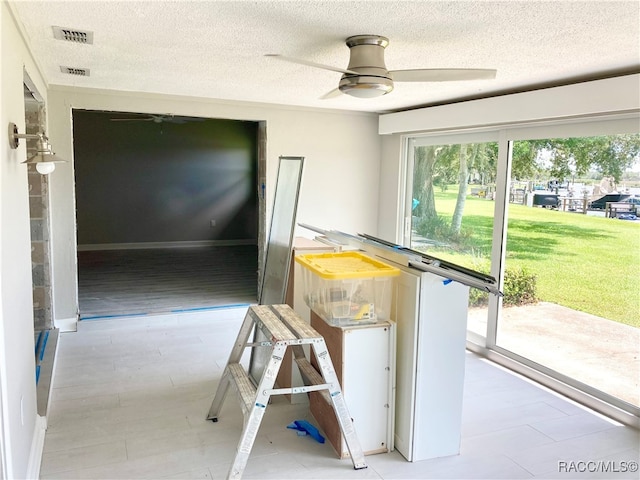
[35, 365, 41, 384]
[82, 303, 253, 320]
[39, 330, 50, 362]
[443, 279, 453, 285]
[34, 330, 43, 355]
[81, 313, 148, 320]
[171, 303, 251, 313]
[255, 403, 266, 408]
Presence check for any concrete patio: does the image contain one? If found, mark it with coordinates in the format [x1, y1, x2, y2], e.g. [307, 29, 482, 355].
[467, 302, 639, 407]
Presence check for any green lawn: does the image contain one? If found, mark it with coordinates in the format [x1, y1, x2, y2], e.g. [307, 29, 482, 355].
[421, 192, 640, 327]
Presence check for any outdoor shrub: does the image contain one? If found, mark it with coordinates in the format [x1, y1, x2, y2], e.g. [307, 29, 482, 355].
[414, 215, 450, 240]
[414, 215, 474, 250]
[502, 266, 539, 306]
[468, 265, 538, 307]
[469, 287, 490, 307]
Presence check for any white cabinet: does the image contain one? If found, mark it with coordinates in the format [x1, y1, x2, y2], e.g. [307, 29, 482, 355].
[309, 311, 395, 458]
[392, 263, 470, 462]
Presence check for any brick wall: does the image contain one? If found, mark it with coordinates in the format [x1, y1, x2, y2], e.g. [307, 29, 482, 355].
[26, 105, 53, 330]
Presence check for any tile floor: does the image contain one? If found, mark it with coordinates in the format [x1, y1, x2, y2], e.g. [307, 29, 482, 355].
[40, 307, 639, 479]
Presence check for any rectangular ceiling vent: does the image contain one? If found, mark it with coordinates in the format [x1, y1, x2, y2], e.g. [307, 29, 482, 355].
[53, 26, 94, 44]
[60, 66, 90, 77]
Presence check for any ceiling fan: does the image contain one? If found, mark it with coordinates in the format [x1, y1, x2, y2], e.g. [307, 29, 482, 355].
[266, 35, 497, 99]
[110, 113, 205, 124]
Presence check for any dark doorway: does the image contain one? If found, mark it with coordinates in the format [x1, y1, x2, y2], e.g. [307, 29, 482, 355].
[72, 110, 260, 318]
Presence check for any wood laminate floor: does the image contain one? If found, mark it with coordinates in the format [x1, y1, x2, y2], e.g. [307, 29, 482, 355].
[78, 246, 258, 319]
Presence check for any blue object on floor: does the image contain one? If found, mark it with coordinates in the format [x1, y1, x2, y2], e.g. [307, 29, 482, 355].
[82, 313, 148, 320]
[287, 420, 325, 443]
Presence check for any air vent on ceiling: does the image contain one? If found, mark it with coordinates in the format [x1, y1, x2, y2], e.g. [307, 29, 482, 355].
[52, 26, 94, 44]
[60, 66, 90, 77]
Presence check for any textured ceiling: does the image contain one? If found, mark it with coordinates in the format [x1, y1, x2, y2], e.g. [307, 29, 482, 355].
[9, 1, 640, 114]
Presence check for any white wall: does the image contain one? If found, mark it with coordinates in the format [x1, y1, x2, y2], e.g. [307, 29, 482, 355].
[377, 133, 404, 243]
[0, 2, 48, 478]
[46, 87, 382, 328]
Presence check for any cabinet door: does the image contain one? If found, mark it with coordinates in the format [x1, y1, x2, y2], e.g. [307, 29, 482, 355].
[342, 325, 392, 455]
[309, 313, 393, 457]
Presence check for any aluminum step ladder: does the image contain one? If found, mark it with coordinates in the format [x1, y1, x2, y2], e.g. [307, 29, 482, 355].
[207, 304, 367, 479]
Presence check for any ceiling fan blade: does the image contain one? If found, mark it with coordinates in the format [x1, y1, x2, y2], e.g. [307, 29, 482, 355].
[265, 54, 357, 75]
[390, 68, 497, 82]
[110, 117, 154, 121]
[110, 114, 205, 124]
[320, 88, 343, 100]
[165, 116, 205, 124]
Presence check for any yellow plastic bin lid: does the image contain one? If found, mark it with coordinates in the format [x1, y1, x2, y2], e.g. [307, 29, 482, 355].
[295, 251, 400, 279]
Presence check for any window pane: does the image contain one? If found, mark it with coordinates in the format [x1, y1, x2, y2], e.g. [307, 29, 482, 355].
[497, 134, 640, 407]
[408, 142, 499, 341]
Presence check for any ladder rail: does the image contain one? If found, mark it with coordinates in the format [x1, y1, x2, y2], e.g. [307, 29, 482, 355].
[294, 355, 332, 404]
[310, 340, 367, 469]
[229, 341, 288, 478]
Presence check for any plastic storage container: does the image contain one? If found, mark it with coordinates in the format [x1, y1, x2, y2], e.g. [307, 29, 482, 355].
[295, 251, 400, 326]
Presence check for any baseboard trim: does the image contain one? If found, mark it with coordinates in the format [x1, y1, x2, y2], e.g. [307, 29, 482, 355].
[26, 415, 46, 480]
[36, 329, 59, 417]
[77, 240, 257, 251]
[54, 317, 77, 332]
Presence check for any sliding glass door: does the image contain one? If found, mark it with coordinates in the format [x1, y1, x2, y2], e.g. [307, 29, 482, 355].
[404, 133, 501, 344]
[402, 117, 640, 415]
[498, 133, 639, 408]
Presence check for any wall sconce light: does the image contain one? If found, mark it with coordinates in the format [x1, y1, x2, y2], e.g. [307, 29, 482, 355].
[8, 122, 66, 175]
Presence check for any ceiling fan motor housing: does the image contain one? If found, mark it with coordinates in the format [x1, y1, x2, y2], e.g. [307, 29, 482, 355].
[339, 35, 394, 98]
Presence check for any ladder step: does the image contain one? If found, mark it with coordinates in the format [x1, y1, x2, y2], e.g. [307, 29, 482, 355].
[249, 306, 297, 342]
[227, 363, 257, 416]
[269, 304, 323, 340]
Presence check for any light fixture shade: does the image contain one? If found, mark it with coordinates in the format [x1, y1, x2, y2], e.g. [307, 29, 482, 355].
[338, 75, 394, 98]
[35, 162, 56, 175]
[9, 123, 67, 174]
[21, 138, 65, 174]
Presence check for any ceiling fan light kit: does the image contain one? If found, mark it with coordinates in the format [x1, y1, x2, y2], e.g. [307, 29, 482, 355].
[266, 33, 496, 100]
[339, 35, 393, 98]
[339, 76, 393, 98]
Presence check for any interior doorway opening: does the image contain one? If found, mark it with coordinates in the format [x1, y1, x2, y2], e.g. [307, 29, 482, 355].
[72, 110, 265, 319]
